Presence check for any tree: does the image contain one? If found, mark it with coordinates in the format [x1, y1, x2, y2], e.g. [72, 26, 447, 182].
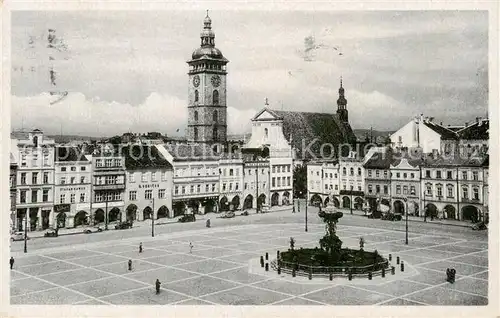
[293, 164, 307, 198]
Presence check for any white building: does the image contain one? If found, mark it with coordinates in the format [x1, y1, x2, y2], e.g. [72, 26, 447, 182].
[390, 157, 421, 216]
[219, 155, 244, 211]
[307, 160, 340, 207]
[123, 145, 174, 221]
[54, 147, 92, 228]
[390, 114, 458, 154]
[11, 129, 56, 231]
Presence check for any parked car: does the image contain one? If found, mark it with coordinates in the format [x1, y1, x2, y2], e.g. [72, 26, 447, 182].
[115, 221, 133, 230]
[10, 232, 29, 241]
[178, 214, 196, 223]
[472, 221, 487, 231]
[381, 213, 402, 221]
[240, 211, 249, 216]
[44, 228, 59, 237]
[83, 226, 104, 234]
[221, 211, 235, 218]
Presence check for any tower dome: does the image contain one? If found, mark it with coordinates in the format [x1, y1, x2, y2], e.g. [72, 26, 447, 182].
[190, 11, 226, 61]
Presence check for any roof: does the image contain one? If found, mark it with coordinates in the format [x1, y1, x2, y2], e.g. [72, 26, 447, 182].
[421, 153, 488, 167]
[457, 119, 489, 140]
[269, 109, 357, 159]
[120, 145, 173, 170]
[422, 121, 458, 140]
[163, 142, 220, 161]
[55, 147, 89, 162]
[363, 149, 394, 169]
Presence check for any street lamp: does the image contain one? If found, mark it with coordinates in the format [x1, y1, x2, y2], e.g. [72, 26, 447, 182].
[24, 211, 28, 253]
[151, 197, 155, 237]
[405, 189, 416, 245]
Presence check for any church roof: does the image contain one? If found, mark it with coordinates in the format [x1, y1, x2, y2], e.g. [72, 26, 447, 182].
[269, 109, 357, 160]
[422, 121, 458, 140]
[55, 147, 89, 162]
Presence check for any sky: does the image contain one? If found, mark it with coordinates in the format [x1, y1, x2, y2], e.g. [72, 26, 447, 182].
[10, 10, 488, 137]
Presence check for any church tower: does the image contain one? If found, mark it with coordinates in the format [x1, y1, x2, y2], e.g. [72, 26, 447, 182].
[337, 77, 348, 123]
[187, 12, 229, 143]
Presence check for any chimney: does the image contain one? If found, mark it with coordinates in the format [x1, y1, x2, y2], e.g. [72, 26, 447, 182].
[440, 121, 443, 126]
[465, 122, 468, 127]
[476, 117, 481, 124]
[432, 149, 439, 158]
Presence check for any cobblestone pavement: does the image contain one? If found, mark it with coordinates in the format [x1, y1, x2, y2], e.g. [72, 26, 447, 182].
[10, 219, 488, 306]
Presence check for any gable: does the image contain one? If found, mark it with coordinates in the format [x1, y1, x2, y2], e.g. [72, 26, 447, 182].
[252, 108, 281, 121]
[391, 158, 418, 170]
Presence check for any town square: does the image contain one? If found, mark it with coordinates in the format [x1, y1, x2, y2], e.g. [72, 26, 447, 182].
[6, 8, 494, 311]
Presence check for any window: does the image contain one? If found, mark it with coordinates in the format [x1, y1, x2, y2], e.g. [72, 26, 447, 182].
[107, 192, 114, 201]
[212, 184, 216, 192]
[272, 166, 276, 173]
[462, 171, 467, 180]
[213, 110, 218, 121]
[447, 171, 453, 179]
[71, 167, 76, 171]
[81, 166, 86, 171]
[70, 177, 75, 184]
[145, 190, 152, 200]
[287, 177, 291, 186]
[80, 193, 85, 203]
[81, 176, 85, 183]
[368, 184, 373, 194]
[42, 189, 49, 202]
[129, 173, 135, 182]
[358, 168, 361, 176]
[462, 187, 469, 199]
[43, 153, 50, 166]
[43, 172, 49, 184]
[213, 90, 219, 105]
[403, 173, 407, 179]
[264, 128, 268, 138]
[447, 185, 454, 198]
[95, 193, 103, 202]
[436, 185, 442, 197]
[205, 184, 209, 192]
[425, 170, 431, 178]
[161, 171, 167, 181]
[329, 173, 332, 179]
[383, 171, 388, 178]
[342, 167, 347, 175]
[141, 173, 147, 182]
[383, 185, 388, 194]
[194, 110, 198, 121]
[129, 191, 137, 201]
[277, 178, 281, 187]
[376, 170, 380, 177]
[325, 184, 328, 190]
[436, 171, 442, 179]
[472, 171, 479, 181]
[272, 177, 276, 187]
[368, 170, 372, 177]
[263, 182, 267, 189]
[19, 190, 27, 203]
[229, 183, 233, 191]
[152, 172, 157, 182]
[61, 177, 66, 185]
[350, 167, 354, 176]
[197, 184, 201, 193]
[174, 186, 179, 195]
[277, 166, 281, 173]
[343, 184, 346, 190]
[32, 172, 38, 185]
[61, 167, 67, 172]
[194, 127, 198, 141]
[59, 193, 65, 203]
[410, 186, 416, 195]
[245, 183, 248, 190]
[410, 173, 415, 179]
[105, 159, 112, 167]
[96, 159, 103, 167]
[159, 189, 166, 199]
[222, 183, 227, 191]
[114, 159, 121, 167]
[194, 90, 199, 102]
[114, 192, 122, 201]
[396, 173, 400, 178]
[335, 184, 339, 190]
[287, 165, 291, 172]
[473, 187, 479, 200]
[396, 185, 401, 194]
[376, 185, 380, 193]
[229, 169, 234, 176]
[190, 185, 194, 193]
[235, 183, 239, 190]
[70, 193, 75, 203]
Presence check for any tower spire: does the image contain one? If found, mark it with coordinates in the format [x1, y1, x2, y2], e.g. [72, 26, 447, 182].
[337, 76, 348, 122]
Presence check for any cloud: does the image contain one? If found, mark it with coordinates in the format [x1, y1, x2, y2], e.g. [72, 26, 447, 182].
[11, 92, 257, 137]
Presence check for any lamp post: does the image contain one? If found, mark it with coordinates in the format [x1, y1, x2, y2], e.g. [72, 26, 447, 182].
[404, 197, 409, 245]
[298, 191, 301, 212]
[105, 198, 108, 231]
[24, 211, 28, 253]
[151, 197, 155, 237]
[305, 190, 308, 232]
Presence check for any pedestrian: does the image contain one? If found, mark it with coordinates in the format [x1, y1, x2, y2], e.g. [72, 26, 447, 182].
[155, 279, 161, 294]
[424, 209, 427, 222]
[9, 257, 14, 270]
[189, 242, 193, 253]
[128, 259, 132, 271]
[139, 242, 143, 253]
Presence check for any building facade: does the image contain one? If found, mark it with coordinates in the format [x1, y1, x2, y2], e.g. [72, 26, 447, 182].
[242, 158, 270, 211]
[219, 155, 244, 211]
[187, 14, 229, 143]
[11, 129, 55, 231]
[10, 154, 18, 231]
[307, 161, 340, 207]
[339, 155, 365, 211]
[54, 147, 92, 228]
[390, 157, 420, 216]
[363, 149, 392, 211]
[91, 147, 126, 226]
[123, 145, 174, 221]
